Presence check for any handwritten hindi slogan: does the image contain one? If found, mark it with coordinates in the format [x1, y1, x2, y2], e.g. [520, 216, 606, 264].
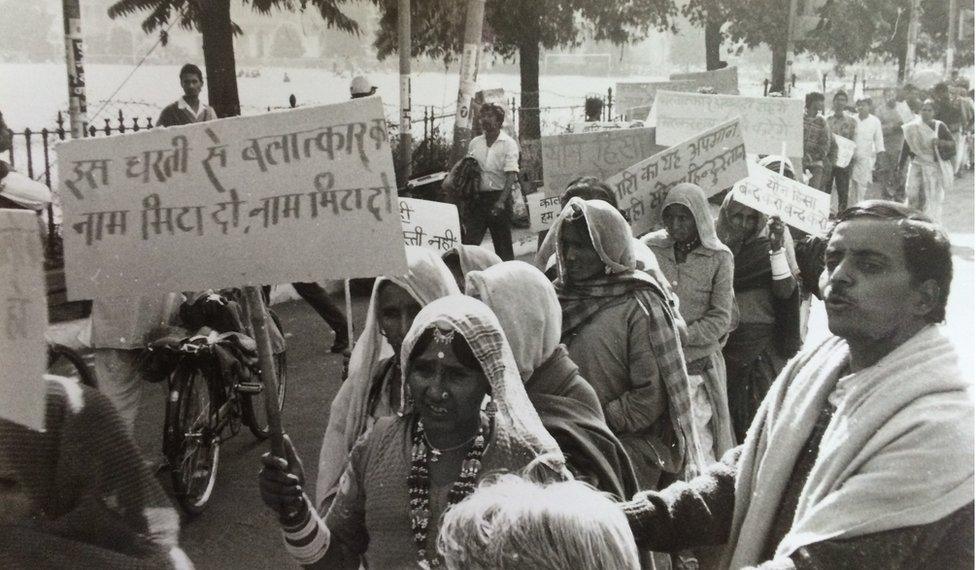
[604, 118, 749, 237]
[0, 211, 48, 430]
[525, 192, 564, 233]
[541, 128, 663, 198]
[652, 91, 805, 158]
[732, 167, 831, 236]
[399, 198, 462, 253]
[57, 98, 408, 300]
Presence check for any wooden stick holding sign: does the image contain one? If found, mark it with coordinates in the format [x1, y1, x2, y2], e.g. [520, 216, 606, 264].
[242, 286, 286, 457]
[345, 279, 354, 352]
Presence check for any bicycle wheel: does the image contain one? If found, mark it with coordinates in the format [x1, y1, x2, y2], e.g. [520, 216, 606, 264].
[47, 343, 98, 388]
[168, 363, 220, 515]
[242, 309, 287, 440]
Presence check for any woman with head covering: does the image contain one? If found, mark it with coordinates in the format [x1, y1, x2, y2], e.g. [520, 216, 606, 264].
[642, 183, 736, 460]
[259, 296, 566, 569]
[0, 377, 191, 569]
[441, 244, 502, 290]
[314, 246, 459, 511]
[541, 197, 705, 489]
[899, 98, 956, 223]
[465, 260, 639, 500]
[716, 191, 801, 443]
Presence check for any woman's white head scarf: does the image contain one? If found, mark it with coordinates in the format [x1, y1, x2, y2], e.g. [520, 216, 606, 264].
[464, 261, 562, 379]
[401, 295, 566, 474]
[539, 197, 637, 280]
[645, 183, 731, 255]
[444, 245, 503, 276]
[315, 246, 459, 508]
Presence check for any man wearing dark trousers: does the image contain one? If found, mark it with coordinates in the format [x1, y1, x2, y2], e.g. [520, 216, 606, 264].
[825, 90, 857, 211]
[463, 103, 519, 260]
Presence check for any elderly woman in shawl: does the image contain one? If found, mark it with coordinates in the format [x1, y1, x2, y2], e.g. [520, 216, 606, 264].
[0, 377, 191, 569]
[315, 246, 459, 512]
[642, 183, 736, 461]
[541, 197, 705, 489]
[465, 260, 639, 500]
[899, 99, 956, 223]
[441, 244, 502, 290]
[716, 191, 801, 443]
[259, 296, 567, 569]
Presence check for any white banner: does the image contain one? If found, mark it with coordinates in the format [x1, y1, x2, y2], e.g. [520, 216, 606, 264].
[604, 118, 750, 236]
[653, 91, 805, 158]
[668, 66, 740, 95]
[732, 167, 831, 236]
[0, 210, 48, 431]
[541, 128, 661, 198]
[57, 99, 408, 300]
[834, 134, 856, 168]
[399, 197, 462, 253]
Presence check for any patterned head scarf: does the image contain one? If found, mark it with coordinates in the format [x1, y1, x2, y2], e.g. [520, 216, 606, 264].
[465, 261, 562, 379]
[401, 296, 566, 474]
[316, 246, 460, 508]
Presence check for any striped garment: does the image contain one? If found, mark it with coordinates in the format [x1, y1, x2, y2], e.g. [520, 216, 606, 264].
[558, 271, 707, 478]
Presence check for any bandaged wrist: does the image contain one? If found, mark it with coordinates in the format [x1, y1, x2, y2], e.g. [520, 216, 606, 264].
[769, 248, 791, 280]
[282, 496, 331, 565]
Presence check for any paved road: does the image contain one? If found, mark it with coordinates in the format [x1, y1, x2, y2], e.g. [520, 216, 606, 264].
[129, 171, 974, 569]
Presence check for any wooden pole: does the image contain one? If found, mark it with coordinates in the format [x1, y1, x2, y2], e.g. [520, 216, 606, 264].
[242, 286, 285, 458]
[449, 0, 487, 164]
[344, 279, 354, 349]
[61, 0, 88, 138]
[905, 0, 921, 83]
[947, 0, 959, 77]
[398, 0, 412, 182]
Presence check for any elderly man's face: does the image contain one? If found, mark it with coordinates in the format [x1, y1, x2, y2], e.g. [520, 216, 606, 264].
[820, 219, 929, 346]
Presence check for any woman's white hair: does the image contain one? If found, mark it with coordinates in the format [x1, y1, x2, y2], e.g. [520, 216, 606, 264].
[437, 474, 639, 570]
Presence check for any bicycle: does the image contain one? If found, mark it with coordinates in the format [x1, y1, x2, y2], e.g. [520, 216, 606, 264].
[46, 342, 98, 388]
[150, 303, 286, 515]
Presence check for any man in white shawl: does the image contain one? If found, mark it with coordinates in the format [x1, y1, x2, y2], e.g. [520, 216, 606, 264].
[620, 201, 973, 569]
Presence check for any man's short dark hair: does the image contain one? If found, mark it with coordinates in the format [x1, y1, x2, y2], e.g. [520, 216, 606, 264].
[805, 92, 824, 108]
[833, 90, 849, 102]
[832, 200, 953, 323]
[179, 64, 204, 82]
[479, 103, 506, 123]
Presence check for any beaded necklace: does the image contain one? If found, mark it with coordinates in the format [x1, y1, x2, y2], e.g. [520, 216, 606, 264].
[408, 410, 492, 568]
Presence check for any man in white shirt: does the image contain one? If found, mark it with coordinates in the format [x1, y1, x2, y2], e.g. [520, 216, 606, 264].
[156, 64, 218, 127]
[464, 103, 520, 260]
[850, 98, 885, 205]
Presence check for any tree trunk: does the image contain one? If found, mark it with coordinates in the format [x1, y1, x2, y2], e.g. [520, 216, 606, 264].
[897, 49, 907, 83]
[770, 42, 787, 93]
[200, 0, 240, 118]
[704, 2, 723, 70]
[518, 39, 541, 142]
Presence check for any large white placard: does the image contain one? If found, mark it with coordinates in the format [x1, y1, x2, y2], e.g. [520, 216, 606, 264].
[652, 91, 805, 158]
[0, 210, 48, 431]
[604, 118, 750, 236]
[57, 98, 408, 300]
[525, 191, 564, 233]
[541, 128, 662, 198]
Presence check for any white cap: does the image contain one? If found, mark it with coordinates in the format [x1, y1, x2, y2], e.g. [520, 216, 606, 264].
[350, 76, 376, 97]
[0, 170, 52, 211]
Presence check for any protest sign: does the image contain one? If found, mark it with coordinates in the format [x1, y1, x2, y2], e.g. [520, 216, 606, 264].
[668, 66, 740, 95]
[399, 197, 462, 253]
[525, 191, 564, 232]
[614, 80, 699, 114]
[604, 117, 749, 236]
[57, 98, 407, 300]
[652, 91, 805, 158]
[0, 210, 48, 431]
[833, 134, 856, 168]
[731, 167, 831, 236]
[541, 128, 662, 198]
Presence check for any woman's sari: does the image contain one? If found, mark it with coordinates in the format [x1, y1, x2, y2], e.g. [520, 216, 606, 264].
[902, 117, 955, 222]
